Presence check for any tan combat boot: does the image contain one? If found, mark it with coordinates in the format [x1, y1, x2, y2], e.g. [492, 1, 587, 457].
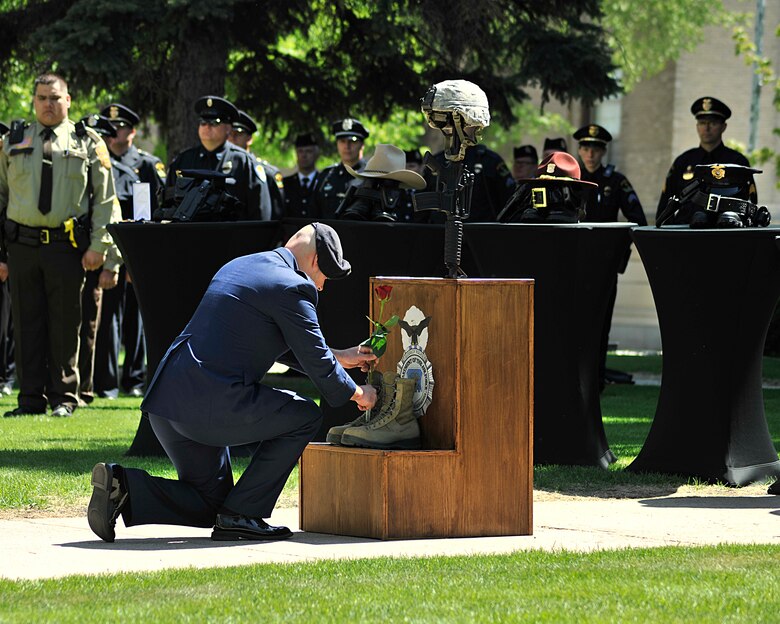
[340, 376, 420, 450]
[325, 371, 393, 445]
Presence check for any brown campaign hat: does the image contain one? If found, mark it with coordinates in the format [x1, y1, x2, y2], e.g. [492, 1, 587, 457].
[311, 222, 351, 279]
[516, 151, 598, 187]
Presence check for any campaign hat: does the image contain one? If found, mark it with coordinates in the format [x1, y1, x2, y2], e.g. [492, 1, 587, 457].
[311, 222, 351, 279]
[573, 124, 612, 146]
[331, 118, 369, 141]
[100, 103, 140, 128]
[691, 97, 731, 120]
[194, 96, 238, 124]
[516, 151, 598, 187]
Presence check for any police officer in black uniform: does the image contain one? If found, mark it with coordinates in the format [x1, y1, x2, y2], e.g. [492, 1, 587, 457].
[574, 123, 647, 390]
[511, 145, 538, 183]
[93, 103, 165, 398]
[229, 110, 285, 220]
[282, 132, 320, 219]
[657, 97, 756, 221]
[166, 96, 271, 220]
[314, 118, 369, 219]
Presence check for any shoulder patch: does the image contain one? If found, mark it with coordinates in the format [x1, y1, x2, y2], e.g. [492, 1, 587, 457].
[94, 140, 112, 170]
[155, 161, 166, 178]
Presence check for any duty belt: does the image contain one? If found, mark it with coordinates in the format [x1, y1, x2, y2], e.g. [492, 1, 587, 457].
[12, 219, 80, 247]
[690, 190, 757, 215]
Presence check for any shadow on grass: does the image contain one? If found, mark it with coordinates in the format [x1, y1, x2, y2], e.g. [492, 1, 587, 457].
[0, 448, 174, 473]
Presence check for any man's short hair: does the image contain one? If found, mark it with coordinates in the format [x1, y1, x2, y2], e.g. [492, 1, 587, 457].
[33, 72, 68, 94]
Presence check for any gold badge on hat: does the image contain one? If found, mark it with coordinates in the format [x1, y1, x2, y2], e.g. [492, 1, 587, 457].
[546, 162, 556, 174]
[711, 165, 725, 180]
[342, 119, 353, 131]
[588, 125, 598, 137]
[702, 98, 712, 112]
[87, 115, 98, 127]
[207, 97, 213, 108]
[109, 106, 119, 120]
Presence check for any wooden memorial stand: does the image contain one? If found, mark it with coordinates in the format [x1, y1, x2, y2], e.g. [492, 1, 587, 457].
[299, 277, 534, 539]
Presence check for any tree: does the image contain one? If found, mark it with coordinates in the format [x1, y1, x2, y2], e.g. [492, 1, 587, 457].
[0, 0, 620, 161]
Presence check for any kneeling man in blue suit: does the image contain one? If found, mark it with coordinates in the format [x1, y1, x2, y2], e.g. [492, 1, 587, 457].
[87, 223, 377, 541]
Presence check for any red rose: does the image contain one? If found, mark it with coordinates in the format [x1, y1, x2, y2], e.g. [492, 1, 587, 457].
[375, 285, 393, 301]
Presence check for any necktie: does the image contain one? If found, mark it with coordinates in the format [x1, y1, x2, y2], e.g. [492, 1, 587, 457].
[301, 176, 310, 190]
[38, 127, 54, 215]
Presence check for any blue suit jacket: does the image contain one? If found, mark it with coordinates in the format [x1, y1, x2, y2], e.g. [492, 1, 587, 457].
[142, 248, 357, 425]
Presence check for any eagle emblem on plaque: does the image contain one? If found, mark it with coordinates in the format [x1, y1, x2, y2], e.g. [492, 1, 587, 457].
[397, 305, 434, 416]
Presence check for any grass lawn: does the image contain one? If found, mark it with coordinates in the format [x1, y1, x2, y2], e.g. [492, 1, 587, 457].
[0, 355, 778, 621]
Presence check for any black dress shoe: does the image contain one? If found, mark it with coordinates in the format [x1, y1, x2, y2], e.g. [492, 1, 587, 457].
[3, 406, 45, 418]
[87, 463, 128, 542]
[211, 514, 293, 541]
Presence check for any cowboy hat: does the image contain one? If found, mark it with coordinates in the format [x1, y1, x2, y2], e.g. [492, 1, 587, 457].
[345, 144, 426, 190]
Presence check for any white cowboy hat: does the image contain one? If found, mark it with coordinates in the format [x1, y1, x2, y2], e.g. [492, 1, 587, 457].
[345, 144, 427, 190]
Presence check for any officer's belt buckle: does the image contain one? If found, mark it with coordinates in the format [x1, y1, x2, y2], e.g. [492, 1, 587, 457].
[39, 229, 50, 244]
[706, 194, 720, 212]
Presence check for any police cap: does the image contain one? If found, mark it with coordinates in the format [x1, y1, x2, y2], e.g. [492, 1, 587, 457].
[573, 124, 612, 146]
[294, 132, 318, 148]
[542, 137, 567, 153]
[691, 97, 731, 120]
[0, 121, 8, 136]
[81, 114, 117, 138]
[233, 110, 257, 135]
[100, 103, 140, 128]
[332, 118, 369, 141]
[311, 222, 351, 279]
[694, 163, 760, 199]
[404, 148, 423, 165]
[513, 145, 537, 161]
[194, 96, 238, 124]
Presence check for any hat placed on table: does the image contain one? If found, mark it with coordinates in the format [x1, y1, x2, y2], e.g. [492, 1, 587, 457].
[516, 151, 598, 187]
[194, 96, 239, 124]
[331, 118, 369, 141]
[345, 144, 426, 190]
[573, 124, 612, 147]
[294, 132, 318, 148]
[311, 222, 351, 279]
[80, 114, 117, 138]
[233, 110, 257, 134]
[100, 103, 140, 128]
[691, 96, 731, 120]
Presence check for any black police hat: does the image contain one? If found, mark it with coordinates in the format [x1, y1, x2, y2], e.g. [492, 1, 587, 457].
[0, 122, 8, 136]
[194, 96, 238, 124]
[233, 110, 257, 135]
[542, 137, 567, 153]
[311, 222, 351, 279]
[691, 97, 731, 120]
[294, 132, 318, 148]
[573, 124, 612, 146]
[332, 118, 369, 141]
[513, 145, 538, 161]
[694, 163, 760, 198]
[80, 114, 117, 138]
[404, 148, 423, 165]
[100, 103, 140, 128]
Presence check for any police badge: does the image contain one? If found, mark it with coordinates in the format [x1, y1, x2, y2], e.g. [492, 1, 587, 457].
[397, 305, 434, 416]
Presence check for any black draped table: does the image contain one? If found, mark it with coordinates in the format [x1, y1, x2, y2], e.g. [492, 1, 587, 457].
[627, 226, 780, 485]
[464, 222, 634, 467]
[108, 221, 283, 455]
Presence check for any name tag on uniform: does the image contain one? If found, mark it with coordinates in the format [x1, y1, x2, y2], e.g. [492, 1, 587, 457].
[133, 182, 151, 220]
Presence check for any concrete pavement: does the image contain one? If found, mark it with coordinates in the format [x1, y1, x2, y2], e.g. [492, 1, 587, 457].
[1, 493, 778, 580]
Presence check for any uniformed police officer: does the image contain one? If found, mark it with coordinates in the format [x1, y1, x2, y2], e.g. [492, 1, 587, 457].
[574, 123, 647, 391]
[511, 145, 538, 183]
[0, 121, 12, 396]
[390, 148, 429, 223]
[314, 118, 369, 219]
[282, 133, 321, 219]
[657, 97, 755, 221]
[229, 110, 285, 219]
[93, 103, 165, 399]
[0, 73, 121, 418]
[76, 115, 121, 405]
[166, 96, 271, 220]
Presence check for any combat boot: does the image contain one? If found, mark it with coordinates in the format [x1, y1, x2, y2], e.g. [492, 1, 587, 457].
[325, 370, 393, 445]
[340, 376, 420, 450]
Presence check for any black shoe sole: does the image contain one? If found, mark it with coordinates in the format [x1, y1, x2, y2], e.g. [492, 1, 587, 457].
[211, 527, 293, 541]
[339, 435, 422, 450]
[87, 463, 116, 542]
